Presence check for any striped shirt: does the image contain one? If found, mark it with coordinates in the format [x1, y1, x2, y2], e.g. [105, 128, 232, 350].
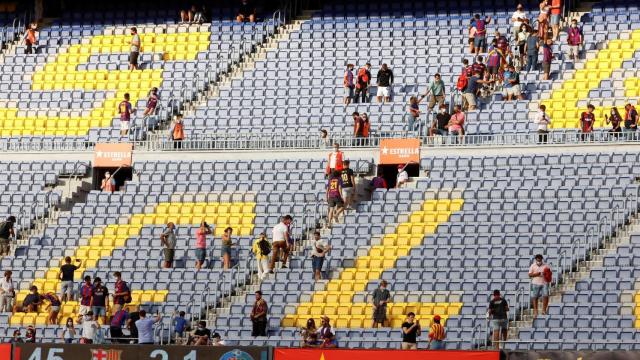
[429, 323, 446, 341]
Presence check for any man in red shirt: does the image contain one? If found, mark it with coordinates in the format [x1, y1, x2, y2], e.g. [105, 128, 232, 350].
[112, 271, 131, 313]
[355, 63, 371, 103]
[118, 93, 134, 136]
[550, 0, 562, 41]
[325, 143, 344, 176]
[579, 104, 596, 142]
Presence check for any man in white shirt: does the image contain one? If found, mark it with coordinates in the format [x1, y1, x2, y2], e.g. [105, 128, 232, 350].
[78, 311, 99, 343]
[269, 215, 292, 272]
[535, 104, 551, 143]
[511, 4, 528, 39]
[136, 310, 161, 344]
[0, 270, 15, 312]
[311, 231, 332, 281]
[528, 254, 551, 317]
[396, 165, 409, 188]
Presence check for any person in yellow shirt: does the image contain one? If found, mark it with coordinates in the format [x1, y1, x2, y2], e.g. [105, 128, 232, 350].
[252, 233, 271, 280]
[428, 315, 446, 350]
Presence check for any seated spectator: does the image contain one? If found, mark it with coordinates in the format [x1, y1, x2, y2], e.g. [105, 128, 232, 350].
[396, 165, 409, 188]
[211, 333, 226, 346]
[406, 96, 424, 133]
[188, 321, 211, 345]
[370, 169, 388, 190]
[180, 8, 192, 23]
[317, 316, 338, 348]
[9, 329, 23, 343]
[424, 73, 446, 112]
[605, 107, 622, 138]
[534, 104, 551, 143]
[502, 65, 524, 101]
[236, 0, 256, 23]
[301, 318, 318, 347]
[448, 105, 465, 142]
[25, 325, 36, 343]
[579, 104, 596, 141]
[14, 286, 41, 313]
[430, 104, 450, 137]
[567, 19, 584, 62]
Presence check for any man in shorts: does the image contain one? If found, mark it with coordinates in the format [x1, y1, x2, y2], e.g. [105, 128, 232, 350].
[160, 222, 177, 269]
[58, 256, 81, 301]
[91, 277, 109, 324]
[340, 160, 355, 210]
[310, 231, 331, 281]
[129, 27, 140, 71]
[194, 222, 212, 270]
[528, 254, 551, 316]
[471, 14, 492, 55]
[502, 65, 523, 101]
[488, 290, 509, 350]
[566, 19, 583, 62]
[424, 73, 445, 112]
[375, 63, 394, 103]
[118, 93, 133, 136]
[326, 170, 344, 228]
[549, 0, 562, 41]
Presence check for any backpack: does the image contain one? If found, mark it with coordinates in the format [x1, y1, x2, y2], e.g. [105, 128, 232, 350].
[456, 70, 469, 91]
[0, 221, 12, 239]
[258, 239, 271, 256]
[543, 267, 552, 283]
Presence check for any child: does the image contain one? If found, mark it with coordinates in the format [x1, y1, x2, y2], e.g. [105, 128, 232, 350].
[542, 38, 553, 80]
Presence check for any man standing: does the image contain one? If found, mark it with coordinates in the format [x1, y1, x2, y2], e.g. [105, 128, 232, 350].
[23, 23, 37, 54]
[550, 0, 562, 41]
[567, 19, 583, 62]
[343, 64, 355, 105]
[101, 172, 116, 192]
[463, 71, 482, 111]
[160, 222, 177, 269]
[136, 310, 161, 344]
[371, 280, 390, 328]
[352, 112, 365, 140]
[396, 165, 409, 188]
[0, 271, 15, 312]
[624, 103, 638, 140]
[326, 171, 344, 228]
[194, 221, 212, 271]
[355, 63, 371, 103]
[59, 257, 81, 302]
[129, 27, 140, 71]
[502, 65, 523, 101]
[471, 14, 492, 55]
[79, 276, 93, 317]
[511, 4, 528, 40]
[340, 160, 356, 210]
[401, 312, 421, 350]
[250, 291, 268, 337]
[579, 104, 596, 141]
[118, 93, 133, 136]
[109, 307, 129, 343]
[428, 315, 446, 350]
[112, 271, 131, 313]
[325, 143, 344, 176]
[376, 63, 394, 103]
[528, 254, 551, 316]
[90, 277, 109, 324]
[424, 73, 446, 113]
[270, 215, 292, 272]
[252, 233, 271, 280]
[311, 231, 331, 281]
[143, 87, 159, 118]
[0, 216, 15, 256]
[524, 29, 540, 71]
[488, 290, 509, 350]
[535, 104, 552, 143]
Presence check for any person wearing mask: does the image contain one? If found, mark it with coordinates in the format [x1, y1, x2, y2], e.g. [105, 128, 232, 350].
[524, 29, 540, 72]
[136, 310, 161, 344]
[567, 19, 584, 62]
[511, 4, 528, 40]
[430, 104, 450, 137]
[340, 160, 356, 210]
[78, 311, 99, 344]
[376, 63, 394, 103]
[352, 112, 364, 141]
[355, 63, 371, 103]
[301, 318, 318, 346]
[371, 280, 391, 328]
[343, 64, 355, 105]
[624, 103, 638, 140]
[502, 65, 523, 101]
[112, 271, 131, 313]
[42, 292, 61, 325]
[360, 113, 371, 144]
[517, 23, 530, 67]
[23, 22, 37, 54]
[528, 254, 552, 317]
[579, 103, 596, 142]
[194, 221, 212, 271]
[0, 270, 15, 312]
[250, 291, 268, 337]
[448, 105, 466, 142]
[90, 277, 109, 324]
[188, 320, 211, 345]
[407, 96, 424, 134]
[310, 231, 332, 281]
[535, 104, 552, 143]
[9, 329, 23, 343]
[605, 107, 623, 139]
[101, 172, 116, 192]
[325, 143, 344, 176]
[211, 332, 226, 346]
[61, 317, 77, 343]
[160, 222, 177, 269]
[396, 165, 409, 188]
[171, 114, 185, 149]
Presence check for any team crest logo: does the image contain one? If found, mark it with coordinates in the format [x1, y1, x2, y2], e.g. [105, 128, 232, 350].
[91, 348, 123, 360]
[219, 349, 255, 360]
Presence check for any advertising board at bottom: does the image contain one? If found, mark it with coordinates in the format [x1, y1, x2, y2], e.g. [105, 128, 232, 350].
[506, 351, 640, 360]
[273, 348, 500, 360]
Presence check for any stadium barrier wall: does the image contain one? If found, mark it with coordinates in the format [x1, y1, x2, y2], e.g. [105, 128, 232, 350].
[273, 348, 500, 360]
[505, 351, 640, 359]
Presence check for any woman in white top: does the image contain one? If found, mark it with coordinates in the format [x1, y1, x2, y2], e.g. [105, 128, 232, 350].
[0, 270, 15, 312]
[61, 317, 76, 344]
[535, 104, 552, 143]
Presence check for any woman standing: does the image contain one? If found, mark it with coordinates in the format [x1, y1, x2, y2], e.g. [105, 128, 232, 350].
[171, 114, 185, 149]
[538, 0, 550, 40]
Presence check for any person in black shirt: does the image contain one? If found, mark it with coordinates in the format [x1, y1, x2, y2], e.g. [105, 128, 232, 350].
[401, 312, 421, 350]
[376, 63, 394, 103]
[59, 256, 81, 302]
[188, 320, 211, 345]
[91, 278, 109, 324]
[236, 0, 255, 23]
[488, 290, 509, 350]
[340, 160, 356, 210]
[19, 286, 41, 312]
[430, 104, 451, 136]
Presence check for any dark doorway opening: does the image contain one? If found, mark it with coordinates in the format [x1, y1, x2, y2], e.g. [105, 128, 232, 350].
[92, 167, 133, 192]
[378, 163, 420, 189]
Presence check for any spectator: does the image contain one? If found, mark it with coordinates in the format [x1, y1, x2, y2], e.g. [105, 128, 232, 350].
[486, 46, 502, 82]
[211, 333, 226, 346]
[430, 104, 450, 136]
[376, 63, 394, 103]
[252, 233, 271, 280]
[326, 170, 344, 228]
[511, 4, 528, 40]
[79, 276, 93, 317]
[192, 5, 205, 24]
[463, 58, 473, 77]
[371, 280, 390, 328]
[194, 221, 212, 271]
[494, 31, 509, 56]
[542, 38, 553, 80]
[488, 290, 509, 350]
[188, 320, 211, 345]
[624, 103, 638, 139]
[42, 292, 61, 325]
[319, 129, 330, 148]
[502, 65, 524, 101]
[78, 311, 99, 344]
[524, 29, 540, 71]
[428, 315, 446, 350]
[160, 222, 177, 269]
[0, 215, 16, 256]
[0, 270, 15, 312]
[118, 93, 133, 136]
[9, 329, 23, 343]
[538, 0, 550, 40]
[173, 311, 189, 340]
[59, 256, 80, 302]
[396, 165, 409, 188]
[25, 325, 36, 343]
[424, 73, 446, 112]
[318, 316, 338, 348]
[360, 113, 371, 142]
[325, 143, 344, 176]
[179, 7, 192, 23]
[468, 23, 477, 54]
[221, 227, 234, 270]
[401, 312, 421, 350]
[109, 307, 129, 343]
[112, 271, 131, 313]
[448, 105, 466, 142]
[301, 318, 318, 347]
[471, 14, 492, 55]
[15, 285, 41, 313]
[535, 104, 552, 143]
[143, 87, 159, 118]
[472, 56, 487, 78]
[129, 28, 140, 71]
[136, 310, 161, 345]
[127, 310, 141, 343]
[528, 254, 551, 317]
[340, 160, 356, 210]
[355, 63, 372, 103]
[250, 291, 268, 337]
[549, 0, 562, 41]
[61, 317, 76, 344]
[370, 169, 388, 190]
[23, 22, 37, 54]
[516, 24, 530, 66]
[406, 96, 424, 133]
[579, 104, 596, 141]
[90, 277, 109, 324]
[311, 231, 331, 281]
[605, 107, 623, 138]
[270, 215, 292, 272]
[343, 64, 355, 104]
[171, 114, 185, 149]
[567, 19, 584, 62]
[353, 112, 364, 139]
[101, 172, 116, 192]
[236, 0, 256, 23]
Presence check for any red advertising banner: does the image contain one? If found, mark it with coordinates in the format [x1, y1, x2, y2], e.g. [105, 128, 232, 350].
[274, 348, 499, 360]
[0, 344, 10, 360]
